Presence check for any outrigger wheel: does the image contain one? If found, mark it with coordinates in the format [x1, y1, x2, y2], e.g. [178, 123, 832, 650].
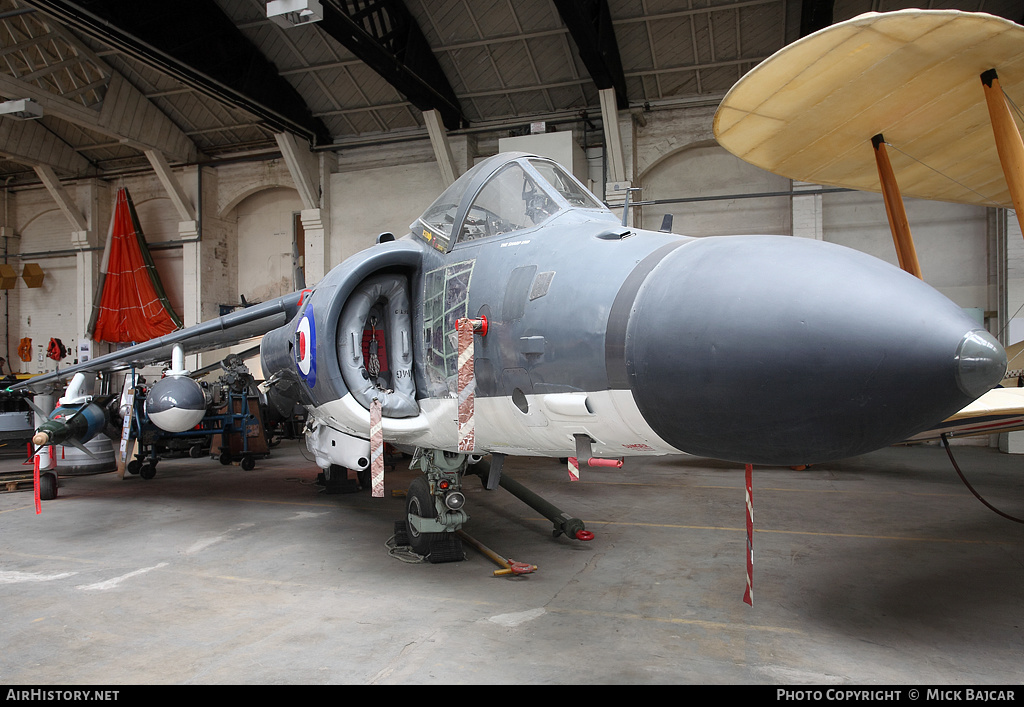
[38, 472, 57, 500]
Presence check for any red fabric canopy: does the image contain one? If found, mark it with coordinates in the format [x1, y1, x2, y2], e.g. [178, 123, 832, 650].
[90, 188, 182, 343]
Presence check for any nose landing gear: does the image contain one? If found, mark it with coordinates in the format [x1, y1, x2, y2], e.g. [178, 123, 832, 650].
[399, 448, 469, 563]
[395, 449, 594, 567]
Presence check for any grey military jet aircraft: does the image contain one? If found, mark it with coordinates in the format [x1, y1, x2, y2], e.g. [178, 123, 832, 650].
[14, 151, 1007, 556]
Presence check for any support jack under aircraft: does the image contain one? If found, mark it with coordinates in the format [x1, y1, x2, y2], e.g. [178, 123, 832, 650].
[14, 148, 1009, 560]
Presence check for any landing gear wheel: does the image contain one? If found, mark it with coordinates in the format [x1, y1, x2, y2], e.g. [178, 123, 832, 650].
[127, 459, 141, 475]
[140, 463, 156, 480]
[240, 455, 255, 471]
[406, 476, 441, 556]
[38, 472, 57, 500]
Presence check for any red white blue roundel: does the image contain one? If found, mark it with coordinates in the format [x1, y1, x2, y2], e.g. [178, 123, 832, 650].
[295, 305, 317, 388]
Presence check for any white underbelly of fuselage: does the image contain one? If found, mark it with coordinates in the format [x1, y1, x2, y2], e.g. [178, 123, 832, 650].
[309, 389, 677, 458]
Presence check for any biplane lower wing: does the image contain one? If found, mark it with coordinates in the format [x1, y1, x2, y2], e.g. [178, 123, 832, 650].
[907, 387, 1024, 442]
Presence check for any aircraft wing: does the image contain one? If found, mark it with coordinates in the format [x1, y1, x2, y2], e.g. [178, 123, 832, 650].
[713, 9, 1024, 207]
[905, 387, 1024, 442]
[10, 291, 304, 394]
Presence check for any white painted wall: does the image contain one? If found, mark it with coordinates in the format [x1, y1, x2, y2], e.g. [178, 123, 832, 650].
[16, 204, 76, 373]
[634, 106, 992, 311]
[330, 160, 445, 265]
[10, 189, 97, 373]
[235, 187, 302, 302]
[825, 191, 989, 309]
[640, 143, 791, 237]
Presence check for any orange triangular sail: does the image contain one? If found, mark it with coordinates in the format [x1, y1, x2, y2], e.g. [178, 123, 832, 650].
[88, 187, 182, 343]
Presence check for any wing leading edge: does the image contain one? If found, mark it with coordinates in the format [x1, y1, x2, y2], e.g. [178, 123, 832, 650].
[10, 291, 304, 394]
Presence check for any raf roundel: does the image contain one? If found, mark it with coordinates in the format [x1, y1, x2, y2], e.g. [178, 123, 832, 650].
[295, 305, 317, 388]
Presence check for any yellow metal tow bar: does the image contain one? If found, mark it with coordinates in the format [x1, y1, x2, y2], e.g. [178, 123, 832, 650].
[455, 530, 537, 576]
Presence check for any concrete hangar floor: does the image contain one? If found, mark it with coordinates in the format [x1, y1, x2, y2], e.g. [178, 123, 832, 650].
[0, 440, 1021, 685]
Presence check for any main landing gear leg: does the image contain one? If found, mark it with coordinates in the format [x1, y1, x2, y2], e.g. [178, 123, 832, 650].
[402, 448, 469, 563]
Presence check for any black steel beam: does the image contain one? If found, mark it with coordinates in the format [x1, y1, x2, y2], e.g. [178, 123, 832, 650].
[553, 0, 627, 109]
[22, 0, 331, 146]
[319, 0, 465, 130]
[799, 0, 835, 37]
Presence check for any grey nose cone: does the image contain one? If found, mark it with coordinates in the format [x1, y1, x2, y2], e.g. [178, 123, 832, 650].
[623, 236, 1007, 466]
[956, 330, 1006, 398]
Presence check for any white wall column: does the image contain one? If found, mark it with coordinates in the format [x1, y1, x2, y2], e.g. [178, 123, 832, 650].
[301, 206, 327, 285]
[792, 181, 824, 240]
[177, 165, 203, 371]
[72, 228, 94, 361]
[275, 133, 330, 285]
[301, 153, 332, 285]
[600, 88, 626, 184]
[181, 236, 201, 373]
[1001, 208, 1024, 453]
[600, 88, 638, 226]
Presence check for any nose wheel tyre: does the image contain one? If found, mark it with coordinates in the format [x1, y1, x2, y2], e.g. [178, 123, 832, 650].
[405, 476, 441, 556]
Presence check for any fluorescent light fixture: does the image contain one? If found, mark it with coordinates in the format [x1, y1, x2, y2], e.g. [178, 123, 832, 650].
[267, 0, 324, 28]
[0, 99, 43, 120]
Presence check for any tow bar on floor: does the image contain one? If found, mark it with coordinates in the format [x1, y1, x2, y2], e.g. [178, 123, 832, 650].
[456, 530, 536, 576]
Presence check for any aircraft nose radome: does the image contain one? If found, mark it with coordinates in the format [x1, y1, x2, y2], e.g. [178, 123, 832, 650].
[623, 236, 1005, 466]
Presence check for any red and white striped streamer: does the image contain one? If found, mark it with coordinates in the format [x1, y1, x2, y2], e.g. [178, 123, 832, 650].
[457, 318, 477, 452]
[370, 398, 384, 498]
[743, 463, 753, 606]
[33, 454, 41, 515]
[567, 456, 580, 481]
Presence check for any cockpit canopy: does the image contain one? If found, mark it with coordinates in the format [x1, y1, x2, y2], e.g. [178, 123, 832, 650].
[413, 152, 611, 252]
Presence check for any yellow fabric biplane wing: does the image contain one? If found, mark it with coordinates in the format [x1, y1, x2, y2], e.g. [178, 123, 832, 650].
[907, 387, 1024, 442]
[713, 9, 1024, 208]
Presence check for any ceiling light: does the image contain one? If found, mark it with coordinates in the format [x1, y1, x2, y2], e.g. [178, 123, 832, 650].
[0, 99, 43, 120]
[267, 0, 323, 28]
